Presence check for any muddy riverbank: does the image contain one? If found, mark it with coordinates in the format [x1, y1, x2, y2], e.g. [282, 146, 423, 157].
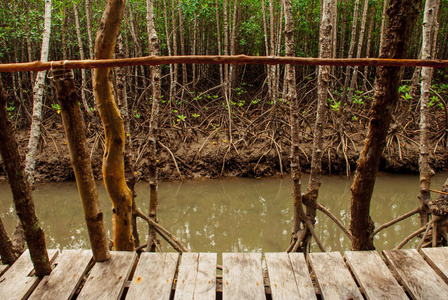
[1, 124, 446, 183]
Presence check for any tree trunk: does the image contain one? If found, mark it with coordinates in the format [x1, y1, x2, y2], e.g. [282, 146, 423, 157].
[86, 0, 95, 60]
[53, 68, 110, 262]
[363, 5, 375, 90]
[146, 0, 161, 252]
[192, 15, 198, 88]
[0, 82, 51, 278]
[229, 0, 238, 93]
[378, 0, 390, 52]
[0, 218, 17, 265]
[284, 0, 304, 243]
[61, 5, 68, 60]
[261, 0, 271, 99]
[127, 3, 151, 106]
[163, 0, 174, 98]
[74, 4, 94, 117]
[340, 0, 360, 108]
[24, 2, 34, 83]
[350, 0, 421, 251]
[178, 2, 187, 87]
[418, 0, 440, 227]
[171, 0, 178, 99]
[339, 0, 348, 59]
[303, 0, 333, 215]
[93, 0, 134, 251]
[268, 0, 277, 106]
[331, 0, 337, 75]
[347, 0, 369, 102]
[25, 0, 52, 187]
[215, 0, 224, 91]
[114, 32, 139, 247]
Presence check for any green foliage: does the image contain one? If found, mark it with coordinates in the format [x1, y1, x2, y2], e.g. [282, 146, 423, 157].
[428, 95, 444, 110]
[328, 98, 340, 111]
[177, 114, 187, 122]
[51, 103, 61, 114]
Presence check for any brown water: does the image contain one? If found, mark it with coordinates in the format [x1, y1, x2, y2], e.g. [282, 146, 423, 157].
[1, 173, 446, 253]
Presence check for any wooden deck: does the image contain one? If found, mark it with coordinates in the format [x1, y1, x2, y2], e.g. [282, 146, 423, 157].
[1, 248, 448, 299]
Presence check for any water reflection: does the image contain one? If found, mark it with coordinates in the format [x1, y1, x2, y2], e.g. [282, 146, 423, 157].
[1, 172, 446, 253]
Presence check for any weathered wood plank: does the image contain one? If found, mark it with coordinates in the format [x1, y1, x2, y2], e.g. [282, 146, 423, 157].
[0, 249, 58, 300]
[309, 252, 363, 300]
[174, 252, 217, 300]
[222, 253, 265, 300]
[421, 247, 448, 283]
[265, 252, 316, 300]
[384, 249, 448, 299]
[28, 250, 92, 300]
[344, 251, 407, 300]
[0, 265, 8, 277]
[77, 251, 137, 300]
[126, 252, 179, 300]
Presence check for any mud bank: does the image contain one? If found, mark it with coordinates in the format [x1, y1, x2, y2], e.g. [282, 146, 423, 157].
[0, 127, 446, 183]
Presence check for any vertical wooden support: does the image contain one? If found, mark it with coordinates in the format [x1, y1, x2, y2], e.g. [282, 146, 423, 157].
[53, 68, 110, 262]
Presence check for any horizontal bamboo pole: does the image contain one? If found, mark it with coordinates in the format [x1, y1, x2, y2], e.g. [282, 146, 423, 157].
[1, 55, 448, 72]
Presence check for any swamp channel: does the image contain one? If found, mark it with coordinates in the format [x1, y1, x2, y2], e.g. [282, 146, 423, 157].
[1, 172, 445, 254]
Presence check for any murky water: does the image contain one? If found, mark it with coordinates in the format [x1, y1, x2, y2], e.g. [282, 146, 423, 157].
[1, 173, 446, 253]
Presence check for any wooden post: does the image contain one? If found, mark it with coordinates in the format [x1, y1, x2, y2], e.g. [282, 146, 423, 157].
[53, 68, 110, 262]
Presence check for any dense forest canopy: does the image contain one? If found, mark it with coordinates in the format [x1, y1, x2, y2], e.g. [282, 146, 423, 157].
[1, 0, 447, 106]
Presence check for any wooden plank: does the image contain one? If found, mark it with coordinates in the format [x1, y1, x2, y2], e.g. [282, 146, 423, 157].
[0, 265, 8, 277]
[421, 247, 448, 283]
[344, 251, 407, 300]
[174, 252, 217, 300]
[126, 252, 179, 300]
[77, 251, 137, 300]
[0, 249, 58, 300]
[28, 250, 92, 300]
[384, 249, 448, 300]
[265, 252, 316, 300]
[222, 253, 265, 300]
[309, 252, 363, 300]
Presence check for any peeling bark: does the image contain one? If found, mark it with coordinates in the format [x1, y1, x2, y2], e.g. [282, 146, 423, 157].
[146, 0, 161, 252]
[419, 0, 439, 227]
[25, 0, 52, 187]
